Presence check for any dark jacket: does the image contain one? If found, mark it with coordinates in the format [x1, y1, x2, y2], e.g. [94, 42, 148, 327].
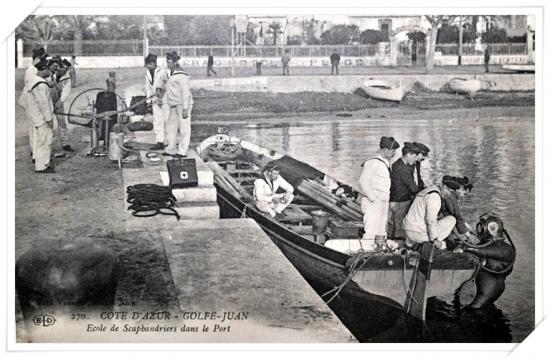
[484, 50, 491, 63]
[414, 162, 426, 191]
[389, 158, 421, 202]
[330, 53, 341, 63]
[440, 194, 468, 234]
[207, 55, 214, 66]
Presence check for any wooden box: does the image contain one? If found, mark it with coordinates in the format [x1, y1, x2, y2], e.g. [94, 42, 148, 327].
[329, 221, 364, 238]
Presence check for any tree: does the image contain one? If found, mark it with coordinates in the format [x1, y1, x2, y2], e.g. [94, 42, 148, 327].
[15, 16, 69, 50]
[424, 15, 458, 72]
[481, 27, 507, 43]
[60, 16, 95, 55]
[163, 16, 232, 45]
[304, 17, 321, 45]
[359, 29, 384, 45]
[266, 22, 283, 45]
[407, 31, 427, 43]
[320, 24, 360, 45]
[94, 16, 143, 40]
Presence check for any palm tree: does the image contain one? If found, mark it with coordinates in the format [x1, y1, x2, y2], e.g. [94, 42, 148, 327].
[266, 21, 283, 45]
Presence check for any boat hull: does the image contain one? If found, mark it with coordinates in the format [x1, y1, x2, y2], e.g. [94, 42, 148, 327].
[502, 64, 535, 73]
[362, 86, 404, 102]
[215, 183, 478, 315]
[449, 79, 482, 95]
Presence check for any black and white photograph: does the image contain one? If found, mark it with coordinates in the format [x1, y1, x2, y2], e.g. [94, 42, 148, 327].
[6, 2, 544, 350]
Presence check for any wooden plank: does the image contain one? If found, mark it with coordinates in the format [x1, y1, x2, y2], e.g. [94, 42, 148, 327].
[298, 181, 363, 221]
[207, 161, 253, 200]
[404, 242, 434, 321]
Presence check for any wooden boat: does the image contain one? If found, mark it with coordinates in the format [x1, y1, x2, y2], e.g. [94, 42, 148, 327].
[362, 79, 405, 102]
[448, 77, 482, 96]
[196, 135, 481, 322]
[502, 64, 535, 73]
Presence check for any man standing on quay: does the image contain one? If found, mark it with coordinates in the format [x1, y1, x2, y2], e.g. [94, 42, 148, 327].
[164, 52, 193, 157]
[145, 54, 169, 150]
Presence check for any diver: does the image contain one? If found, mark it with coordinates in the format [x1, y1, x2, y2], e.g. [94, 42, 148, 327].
[453, 213, 516, 309]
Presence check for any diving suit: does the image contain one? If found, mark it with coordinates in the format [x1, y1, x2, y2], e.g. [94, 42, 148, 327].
[456, 213, 516, 309]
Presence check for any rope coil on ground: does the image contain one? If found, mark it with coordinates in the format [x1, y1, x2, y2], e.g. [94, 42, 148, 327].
[126, 184, 180, 220]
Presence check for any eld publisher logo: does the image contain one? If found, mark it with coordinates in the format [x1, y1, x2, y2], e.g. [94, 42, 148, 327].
[32, 314, 56, 327]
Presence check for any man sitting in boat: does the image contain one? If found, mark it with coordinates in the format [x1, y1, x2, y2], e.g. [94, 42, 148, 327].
[253, 162, 295, 218]
[388, 142, 423, 240]
[358, 136, 400, 251]
[402, 177, 458, 250]
[439, 175, 477, 250]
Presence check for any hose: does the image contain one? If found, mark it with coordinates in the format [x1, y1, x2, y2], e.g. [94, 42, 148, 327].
[126, 184, 179, 220]
[459, 229, 516, 275]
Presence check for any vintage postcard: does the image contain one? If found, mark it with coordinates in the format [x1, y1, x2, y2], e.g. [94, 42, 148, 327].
[6, 1, 544, 352]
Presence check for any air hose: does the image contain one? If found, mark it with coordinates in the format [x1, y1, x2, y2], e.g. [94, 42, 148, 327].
[459, 229, 516, 275]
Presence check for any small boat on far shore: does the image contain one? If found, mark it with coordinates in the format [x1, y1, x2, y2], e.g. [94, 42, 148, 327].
[362, 79, 405, 102]
[502, 64, 535, 73]
[449, 77, 482, 96]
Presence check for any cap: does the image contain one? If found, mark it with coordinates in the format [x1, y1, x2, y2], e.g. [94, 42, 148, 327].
[380, 136, 400, 150]
[145, 53, 157, 65]
[413, 142, 430, 157]
[403, 142, 421, 154]
[32, 47, 47, 60]
[35, 59, 49, 71]
[49, 56, 63, 67]
[166, 51, 180, 62]
[443, 175, 473, 191]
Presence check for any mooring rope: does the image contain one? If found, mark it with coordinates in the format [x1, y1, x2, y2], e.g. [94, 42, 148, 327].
[126, 184, 180, 220]
[321, 251, 373, 304]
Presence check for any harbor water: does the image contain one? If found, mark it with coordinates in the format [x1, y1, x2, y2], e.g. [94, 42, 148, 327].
[195, 115, 535, 343]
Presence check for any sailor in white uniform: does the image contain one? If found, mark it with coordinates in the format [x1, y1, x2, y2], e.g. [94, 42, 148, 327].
[164, 52, 193, 157]
[20, 59, 56, 173]
[144, 54, 170, 150]
[18, 48, 48, 158]
[253, 162, 295, 217]
[358, 136, 400, 250]
[50, 57, 74, 152]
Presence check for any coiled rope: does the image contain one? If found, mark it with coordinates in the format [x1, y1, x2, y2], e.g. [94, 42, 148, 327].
[126, 184, 180, 220]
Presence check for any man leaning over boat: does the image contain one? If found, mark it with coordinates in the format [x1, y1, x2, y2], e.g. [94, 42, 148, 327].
[402, 177, 462, 250]
[254, 162, 295, 218]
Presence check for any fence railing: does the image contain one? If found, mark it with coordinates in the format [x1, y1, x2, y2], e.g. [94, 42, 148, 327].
[22, 39, 527, 58]
[23, 39, 143, 57]
[148, 44, 389, 58]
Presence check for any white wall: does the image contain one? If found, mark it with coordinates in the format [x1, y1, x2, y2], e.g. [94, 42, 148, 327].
[18, 54, 530, 69]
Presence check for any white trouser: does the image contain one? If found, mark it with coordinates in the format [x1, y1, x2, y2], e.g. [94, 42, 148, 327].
[53, 101, 68, 146]
[28, 119, 36, 156]
[256, 194, 294, 217]
[152, 100, 169, 143]
[361, 197, 389, 241]
[34, 123, 53, 171]
[404, 215, 456, 245]
[165, 105, 192, 156]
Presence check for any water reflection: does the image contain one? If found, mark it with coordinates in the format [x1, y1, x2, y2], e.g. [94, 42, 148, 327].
[194, 117, 534, 342]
